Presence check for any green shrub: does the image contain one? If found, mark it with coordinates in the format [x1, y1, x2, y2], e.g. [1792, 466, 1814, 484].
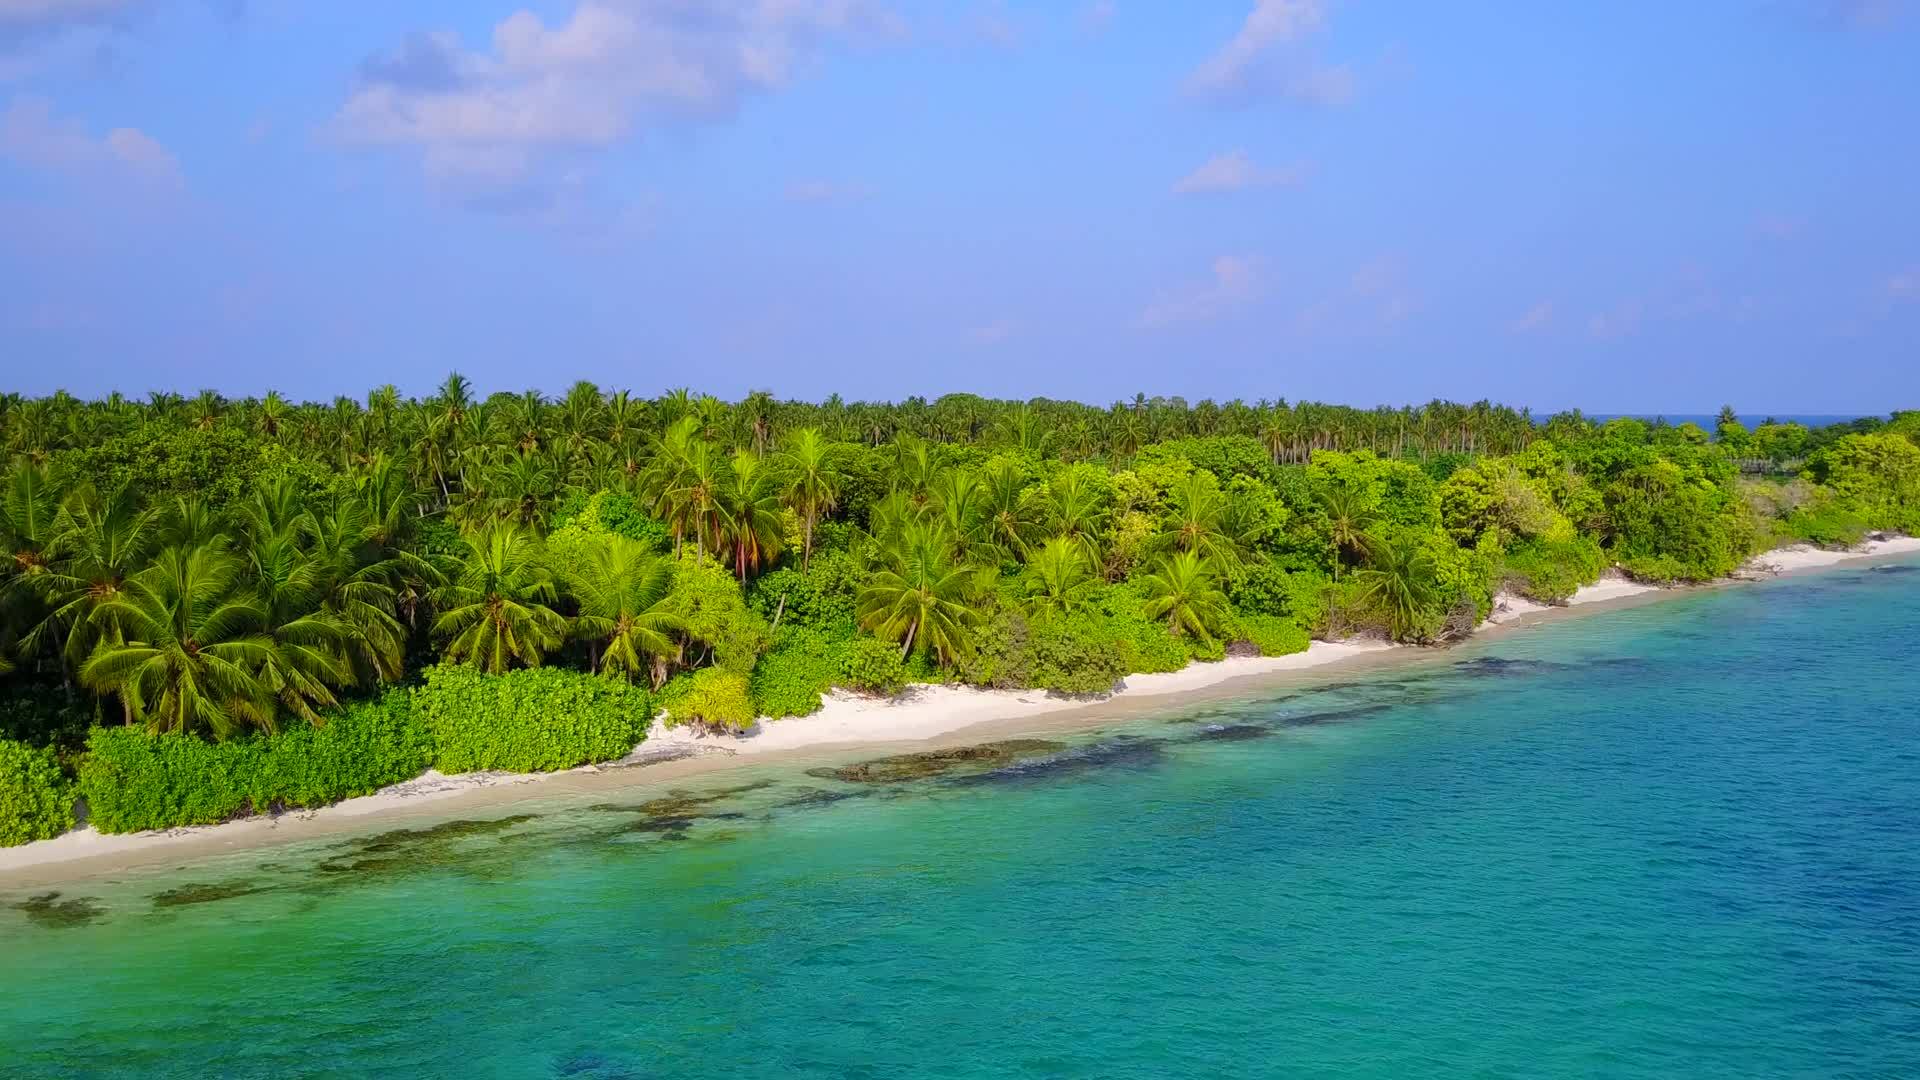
[959, 608, 1034, 690]
[1, 740, 74, 846]
[840, 636, 908, 695]
[750, 627, 846, 718]
[1027, 616, 1128, 694]
[663, 668, 756, 731]
[414, 665, 651, 774]
[80, 728, 265, 833]
[1098, 586, 1194, 675]
[77, 692, 434, 834]
[1501, 536, 1608, 603]
[1229, 613, 1311, 658]
[255, 692, 435, 807]
[747, 551, 863, 635]
[1780, 498, 1871, 548]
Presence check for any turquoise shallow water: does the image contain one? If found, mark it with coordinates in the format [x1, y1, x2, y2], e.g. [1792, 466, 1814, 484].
[5, 563, 1920, 1078]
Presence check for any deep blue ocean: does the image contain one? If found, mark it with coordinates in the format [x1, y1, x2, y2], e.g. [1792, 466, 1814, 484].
[5, 560, 1919, 1079]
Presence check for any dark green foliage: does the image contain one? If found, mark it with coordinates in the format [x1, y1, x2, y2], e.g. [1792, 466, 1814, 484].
[1, 739, 74, 845]
[413, 665, 650, 774]
[1027, 616, 1129, 694]
[77, 692, 433, 834]
[749, 626, 845, 718]
[1501, 537, 1608, 603]
[0, 688, 95, 763]
[748, 550, 862, 634]
[1605, 461, 1751, 583]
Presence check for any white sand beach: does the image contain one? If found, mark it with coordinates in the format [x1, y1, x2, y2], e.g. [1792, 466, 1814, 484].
[4, 537, 1913, 880]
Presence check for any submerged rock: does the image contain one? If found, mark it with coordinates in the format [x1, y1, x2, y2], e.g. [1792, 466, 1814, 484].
[150, 879, 273, 909]
[806, 739, 1065, 784]
[313, 814, 540, 876]
[12, 891, 106, 929]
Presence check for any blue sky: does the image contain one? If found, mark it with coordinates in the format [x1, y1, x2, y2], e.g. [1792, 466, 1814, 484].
[1, 1, 1915, 412]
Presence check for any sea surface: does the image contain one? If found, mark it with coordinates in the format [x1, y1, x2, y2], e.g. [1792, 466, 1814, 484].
[5, 562, 1920, 1079]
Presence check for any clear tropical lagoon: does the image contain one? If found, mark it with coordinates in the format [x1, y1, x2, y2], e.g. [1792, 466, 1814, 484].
[5, 561, 1919, 1079]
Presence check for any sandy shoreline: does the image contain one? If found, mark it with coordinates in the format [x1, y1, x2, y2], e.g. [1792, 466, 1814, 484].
[5, 535, 1916, 885]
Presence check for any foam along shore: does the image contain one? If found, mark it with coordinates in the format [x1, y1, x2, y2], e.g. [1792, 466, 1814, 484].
[4, 536, 1915, 879]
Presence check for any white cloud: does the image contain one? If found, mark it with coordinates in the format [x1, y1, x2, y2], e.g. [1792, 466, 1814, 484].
[334, 1, 901, 196]
[1079, 0, 1115, 34]
[1139, 254, 1260, 328]
[1509, 301, 1553, 334]
[0, 95, 181, 186]
[969, 319, 1014, 344]
[1588, 302, 1643, 341]
[1182, 0, 1351, 104]
[1172, 149, 1306, 194]
[0, 0, 129, 24]
[1888, 268, 1920, 300]
[784, 178, 870, 203]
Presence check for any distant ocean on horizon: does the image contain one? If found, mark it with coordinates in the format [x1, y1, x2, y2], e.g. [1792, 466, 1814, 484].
[1586, 413, 1873, 429]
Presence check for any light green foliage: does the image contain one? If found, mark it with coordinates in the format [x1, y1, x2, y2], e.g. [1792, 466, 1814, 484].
[1227, 613, 1311, 658]
[662, 668, 756, 731]
[1812, 433, 1920, 531]
[1, 739, 74, 845]
[840, 635, 909, 695]
[1136, 436, 1275, 484]
[547, 491, 670, 566]
[413, 664, 650, 774]
[668, 551, 771, 674]
[1308, 450, 1439, 531]
[77, 692, 431, 834]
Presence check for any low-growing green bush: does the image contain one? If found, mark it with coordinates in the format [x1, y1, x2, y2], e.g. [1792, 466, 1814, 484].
[749, 626, 846, 718]
[1027, 616, 1129, 695]
[1501, 536, 1608, 603]
[77, 692, 434, 834]
[1, 739, 75, 846]
[414, 665, 651, 774]
[1780, 498, 1871, 549]
[662, 668, 756, 731]
[1229, 613, 1311, 658]
[840, 636, 908, 696]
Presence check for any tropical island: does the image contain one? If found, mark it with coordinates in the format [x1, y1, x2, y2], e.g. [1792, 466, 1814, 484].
[2, 383, 1917, 851]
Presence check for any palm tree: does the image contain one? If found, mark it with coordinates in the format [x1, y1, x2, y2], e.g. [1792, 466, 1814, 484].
[563, 535, 684, 686]
[1317, 486, 1379, 579]
[1039, 466, 1111, 562]
[1353, 538, 1439, 641]
[304, 499, 410, 685]
[1, 461, 63, 600]
[432, 522, 568, 673]
[1022, 537, 1099, 618]
[23, 486, 161, 672]
[79, 544, 278, 738]
[1139, 550, 1229, 642]
[236, 523, 353, 726]
[857, 520, 985, 664]
[720, 448, 784, 582]
[1153, 471, 1242, 567]
[778, 427, 840, 571]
